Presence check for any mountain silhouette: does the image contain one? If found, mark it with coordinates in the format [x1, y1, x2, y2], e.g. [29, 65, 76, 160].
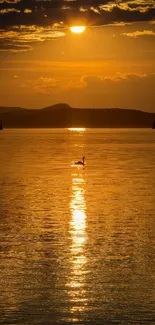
[42, 103, 72, 111]
[0, 103, 155, 128]
[0, 106, 26, 114]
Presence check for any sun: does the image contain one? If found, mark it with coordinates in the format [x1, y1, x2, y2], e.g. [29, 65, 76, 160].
[70, 26, 86, 34]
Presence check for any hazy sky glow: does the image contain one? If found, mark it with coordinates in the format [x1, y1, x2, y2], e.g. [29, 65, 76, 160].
[0, 0, 155, 111]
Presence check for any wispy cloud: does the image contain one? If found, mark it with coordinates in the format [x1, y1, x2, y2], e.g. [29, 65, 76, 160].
[21, 77, 60, 94]
[0, 24, 65, 52]
[121, 29, 155, 37]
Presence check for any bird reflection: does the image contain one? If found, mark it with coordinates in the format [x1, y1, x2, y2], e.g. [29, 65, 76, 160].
[67, 172, 87, 317]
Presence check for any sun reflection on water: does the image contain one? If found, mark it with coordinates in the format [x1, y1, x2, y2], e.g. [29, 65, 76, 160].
[67, 172, 87, 317]
[68, 128, 86, 132]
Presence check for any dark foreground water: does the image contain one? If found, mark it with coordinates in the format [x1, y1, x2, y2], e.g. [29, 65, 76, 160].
[0, 128, 155, 325]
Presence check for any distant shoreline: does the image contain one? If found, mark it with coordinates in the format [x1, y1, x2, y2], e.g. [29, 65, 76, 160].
[1, 104, 155, 128]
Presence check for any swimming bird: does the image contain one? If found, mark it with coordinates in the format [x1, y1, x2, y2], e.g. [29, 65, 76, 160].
[75, 157, 85, 166]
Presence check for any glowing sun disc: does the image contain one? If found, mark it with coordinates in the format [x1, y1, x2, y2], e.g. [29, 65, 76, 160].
[70, 26, 86, 34]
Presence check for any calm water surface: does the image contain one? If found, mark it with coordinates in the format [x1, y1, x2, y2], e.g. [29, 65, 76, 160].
[0, 129, 155, 325]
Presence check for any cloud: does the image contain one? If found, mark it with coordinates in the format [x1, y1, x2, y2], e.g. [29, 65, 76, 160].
[65, 73, 155, 111]
[0, 24, 65, 52]
[21, 77, 60, 94]
[121, 29, 155, 37]
[23, 72, 155, 96]
[0, 41, 33, 52]
[20, 75, 86, 95]
[80, 73, 154, 87]
[0, 1, 155, 51]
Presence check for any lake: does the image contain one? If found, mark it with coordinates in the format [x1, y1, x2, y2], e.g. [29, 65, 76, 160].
[0, 128, 155, 325]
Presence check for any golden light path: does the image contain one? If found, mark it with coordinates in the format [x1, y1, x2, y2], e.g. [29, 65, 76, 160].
[67, 171, 88, 320]
[70, 26, 86, 34]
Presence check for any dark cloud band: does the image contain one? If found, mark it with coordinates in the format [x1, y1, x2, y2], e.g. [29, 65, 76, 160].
[0, 1, 155, 28]
[0, 0, 155, 52]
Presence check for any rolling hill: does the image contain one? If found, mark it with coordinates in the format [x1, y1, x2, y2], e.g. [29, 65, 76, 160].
[0, 104, 155, 128]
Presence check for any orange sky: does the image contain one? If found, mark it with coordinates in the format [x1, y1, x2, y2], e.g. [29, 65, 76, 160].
[0, 1, 155, 112]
